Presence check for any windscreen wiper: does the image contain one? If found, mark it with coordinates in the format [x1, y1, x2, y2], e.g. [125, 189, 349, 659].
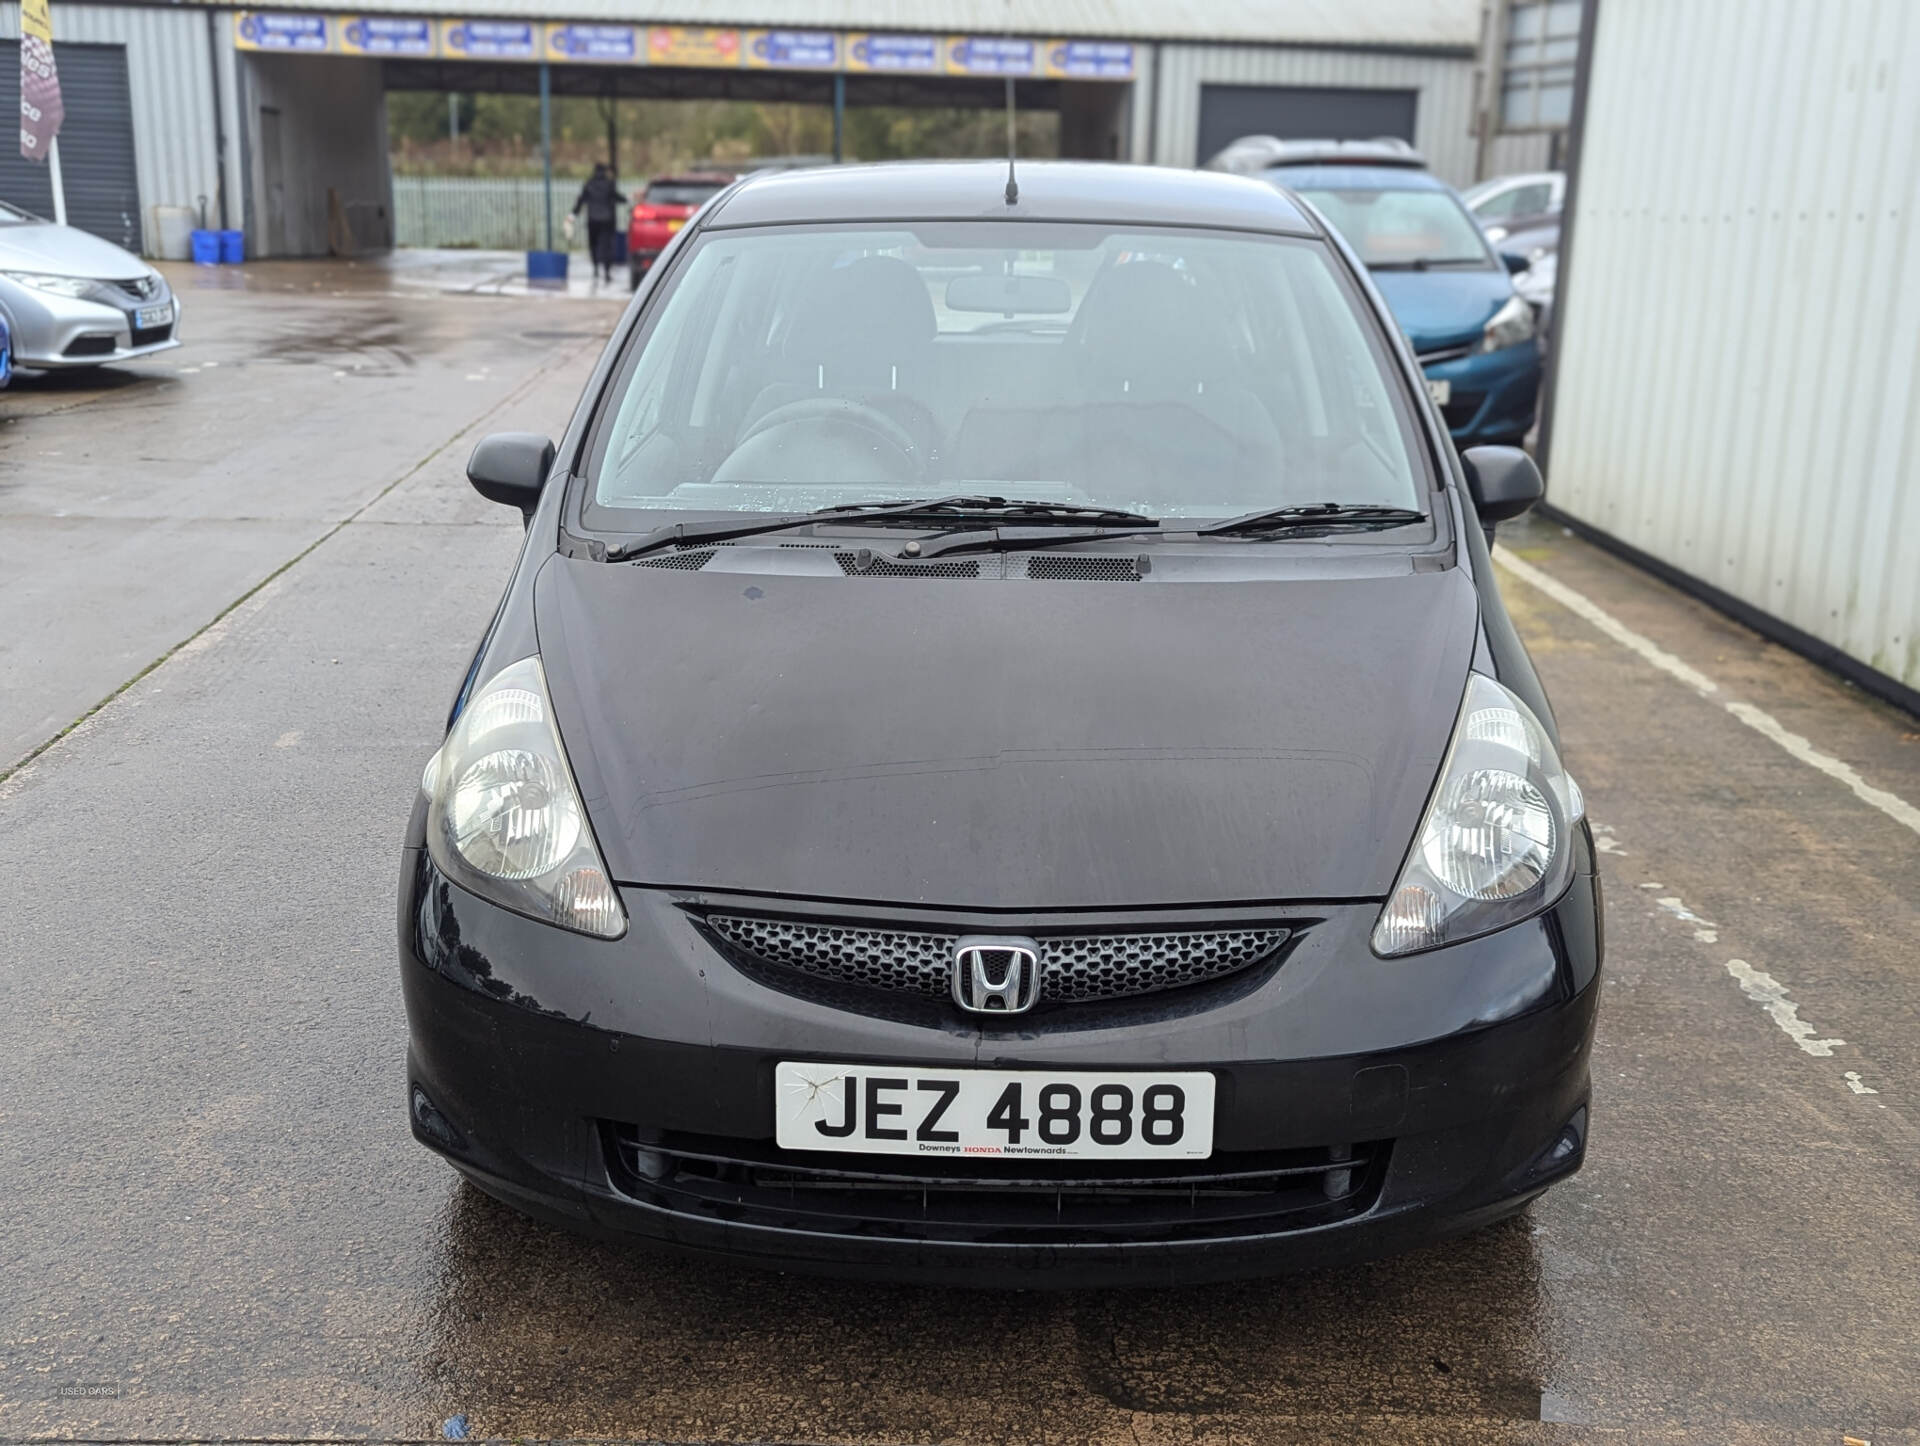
[605, 495, 1153, 561]
[1197, 503, 1427, 538]
[907, 522, 1162, 560]
[912, 502, 1422, 560]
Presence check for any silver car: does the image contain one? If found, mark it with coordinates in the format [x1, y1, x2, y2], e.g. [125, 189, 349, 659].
[0, 200, 180, 370]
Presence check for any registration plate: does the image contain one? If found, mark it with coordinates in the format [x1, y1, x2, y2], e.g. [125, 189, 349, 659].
[135, 302, 173, 330]
[1425, 377, 1451, 406]
[774, 1061, 1215, 1160]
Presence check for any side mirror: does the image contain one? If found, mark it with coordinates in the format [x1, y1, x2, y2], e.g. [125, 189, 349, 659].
[1460, 445, 1543, 528]
[466, 432, 555, 519]
[1501, 250, 1531, 275]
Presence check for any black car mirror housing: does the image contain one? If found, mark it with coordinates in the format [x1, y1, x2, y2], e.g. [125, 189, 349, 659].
[1500, 250, 1531, 275]
[1460, 445, 1544, 528]
[467, 432, 556, 519]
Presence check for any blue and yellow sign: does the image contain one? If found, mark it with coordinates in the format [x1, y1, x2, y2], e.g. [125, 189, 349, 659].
[232, 13, 1135, 79]
[546, 23, 636, 62]
[944, 36, 1037, 77]
[745, 29, 839, 70]
[844, 33, 942, 74]
[340, 15, 434, 56]
[234, 11, 329, 52]
[441, 18, 537, 59]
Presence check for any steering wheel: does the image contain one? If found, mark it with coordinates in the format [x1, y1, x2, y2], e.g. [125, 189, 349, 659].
[735, 396, 921, 466]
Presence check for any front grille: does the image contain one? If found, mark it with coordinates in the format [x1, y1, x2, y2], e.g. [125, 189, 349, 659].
[110, 276, 159, 300]
[604, 1127, 1388, 1243]
[702, 914, 1288, 1006]
[129, 322, 173, 348]
[1027, 555, 1141, 581]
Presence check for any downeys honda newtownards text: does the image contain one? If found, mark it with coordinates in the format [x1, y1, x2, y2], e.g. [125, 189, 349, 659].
[399, 162, 1602, 1287]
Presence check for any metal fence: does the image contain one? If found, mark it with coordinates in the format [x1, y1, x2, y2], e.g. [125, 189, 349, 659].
[391, 175, 587, 250]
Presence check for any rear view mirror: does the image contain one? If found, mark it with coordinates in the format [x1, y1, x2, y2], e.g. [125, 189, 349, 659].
[944, 273, 1072, 316]
[1460, 445, 1543, 527]
[467, 432, 555, 519]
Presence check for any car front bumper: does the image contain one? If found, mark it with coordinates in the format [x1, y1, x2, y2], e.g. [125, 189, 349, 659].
[1424, 338, 1541, 447]
[0, 282, 181, 369]
[399, 836, 1602, 1288]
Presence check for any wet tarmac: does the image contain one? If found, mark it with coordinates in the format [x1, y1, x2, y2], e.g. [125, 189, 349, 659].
[3, 263, 1918, 1443]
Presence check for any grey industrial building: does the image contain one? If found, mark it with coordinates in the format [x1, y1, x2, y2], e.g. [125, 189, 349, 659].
[0, 0, 1572, 259]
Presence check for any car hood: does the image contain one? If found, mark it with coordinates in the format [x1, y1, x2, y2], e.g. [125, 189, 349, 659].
[1369, 268, 1514, 354]
[534, 556, 1480, 909]
[0, 221, 147, 280]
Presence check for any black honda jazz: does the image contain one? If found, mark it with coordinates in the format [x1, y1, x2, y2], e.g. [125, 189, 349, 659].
[399, 160, 1601, 1287]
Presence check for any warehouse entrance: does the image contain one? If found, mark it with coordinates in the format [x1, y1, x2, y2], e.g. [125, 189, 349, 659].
[381, 59, 1129, 250]
[231, 19, 1137, 257]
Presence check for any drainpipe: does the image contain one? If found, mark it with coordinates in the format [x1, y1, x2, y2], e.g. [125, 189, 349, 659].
[539, 59, 553, 252]
[206, 9, 229, 229]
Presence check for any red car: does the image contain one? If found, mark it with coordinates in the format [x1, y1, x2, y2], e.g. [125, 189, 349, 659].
[628, 173, 734, 289]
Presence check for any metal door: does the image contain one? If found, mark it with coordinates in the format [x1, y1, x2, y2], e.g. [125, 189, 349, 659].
[1196, 84, 1418, 165]
[0, 39, 142, 251]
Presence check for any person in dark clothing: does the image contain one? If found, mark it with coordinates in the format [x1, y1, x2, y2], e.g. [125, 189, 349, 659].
[572, 163, 627, 283]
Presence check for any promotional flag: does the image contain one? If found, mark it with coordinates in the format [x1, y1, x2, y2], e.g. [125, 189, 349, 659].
[19, 0, 66, 163]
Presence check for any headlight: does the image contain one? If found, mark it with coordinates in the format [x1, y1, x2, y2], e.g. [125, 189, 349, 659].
[1372, 673, 1584, 957]
[4, 271, 95, 298]
[1480, 293, 1536, 353]
[423, 655, 626, 939]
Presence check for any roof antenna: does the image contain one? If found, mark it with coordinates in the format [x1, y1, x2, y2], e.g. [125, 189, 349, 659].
[1004, 76, 1019, 205]
[1002, 0, 1018, 205]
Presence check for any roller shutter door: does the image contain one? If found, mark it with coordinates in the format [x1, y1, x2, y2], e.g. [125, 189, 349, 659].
[1196, 84, 1418, 165]
[0, 40, 142, 252]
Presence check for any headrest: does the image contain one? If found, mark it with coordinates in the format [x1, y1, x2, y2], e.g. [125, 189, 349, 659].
[1073, 262, 1235, 395]
[785, 255, 936, 372]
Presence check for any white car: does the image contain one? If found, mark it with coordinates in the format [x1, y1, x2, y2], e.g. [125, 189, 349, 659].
[1460, 170, 1564, 245]
[0, 200, 179, 370]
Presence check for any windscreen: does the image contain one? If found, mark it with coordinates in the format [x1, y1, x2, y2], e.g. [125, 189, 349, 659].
[1296, 188, 1492, 269]
[588, 222, 1426, 521]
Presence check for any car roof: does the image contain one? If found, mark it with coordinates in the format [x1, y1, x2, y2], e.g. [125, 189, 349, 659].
[1266, 163, 1454, 194]
[706, 160, 1319, 236]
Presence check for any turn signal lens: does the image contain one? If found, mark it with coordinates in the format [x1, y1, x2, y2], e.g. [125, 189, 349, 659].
[425, 656, 626, 939]
[1372, 673, 1583, 957]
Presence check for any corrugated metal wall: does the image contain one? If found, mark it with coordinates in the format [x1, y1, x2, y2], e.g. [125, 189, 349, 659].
[1546, 0, 1920, 695]
[1146, 44, 1480, 185]
[0, 1, 237, 254]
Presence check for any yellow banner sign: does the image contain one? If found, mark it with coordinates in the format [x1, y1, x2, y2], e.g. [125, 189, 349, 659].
[21, 0, 52, 45]
[646, 25, 740, 67]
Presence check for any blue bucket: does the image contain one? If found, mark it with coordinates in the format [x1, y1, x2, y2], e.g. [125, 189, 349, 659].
[526, 249, 569, 288]
[218, 229, 245, 264]
[190, 229, 220, 266]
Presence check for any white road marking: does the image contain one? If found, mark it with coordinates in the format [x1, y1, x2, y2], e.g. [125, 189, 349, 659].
[1655, 895, 1718, 928]
[1725, 959, 1845, 1057]
[1845, 1072, 1879, 1096]
[1493, 547, 1920, 840]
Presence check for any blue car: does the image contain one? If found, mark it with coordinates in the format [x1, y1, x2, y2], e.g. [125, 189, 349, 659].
[0, 312, 11, 388]
[1247, 142, 1541, 447]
